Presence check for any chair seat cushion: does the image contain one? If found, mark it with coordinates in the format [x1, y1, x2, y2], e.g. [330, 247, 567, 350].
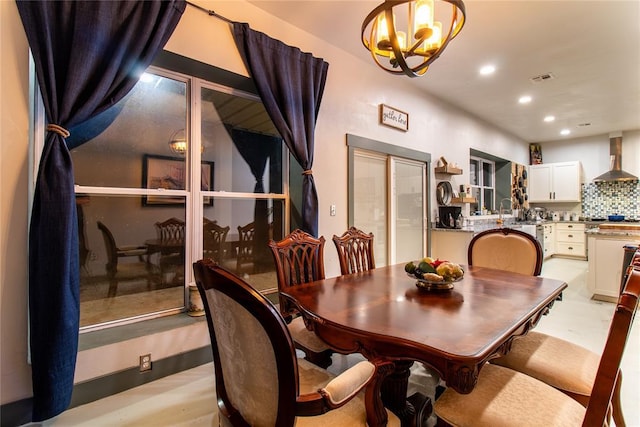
[434, 364, 585, 427]
[297, 358, 401, 427]
[491, 331, 599, 396]
[288, 316, 331, 353]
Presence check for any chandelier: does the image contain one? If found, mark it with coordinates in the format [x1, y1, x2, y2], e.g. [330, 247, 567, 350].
[361, 0, 466, 77]
[168, 129, 187, 155]
[168, 129, 204, 155]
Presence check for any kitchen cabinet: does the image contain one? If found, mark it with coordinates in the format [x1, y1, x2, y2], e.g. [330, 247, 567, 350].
[528, 161, 581, 202]
[587, 234, 640, 302]
[543, 223, 555, 258]
[554, 223, 586, 259]
[430, 230, 474, 265]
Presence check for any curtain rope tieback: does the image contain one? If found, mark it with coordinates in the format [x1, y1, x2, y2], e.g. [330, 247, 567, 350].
[46, 124, 71, 138]
[302, 169, 313, 176]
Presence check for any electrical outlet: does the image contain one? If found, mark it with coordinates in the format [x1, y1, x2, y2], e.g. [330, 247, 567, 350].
[330, 204, 336, 216]
[139, 354, 152, 372]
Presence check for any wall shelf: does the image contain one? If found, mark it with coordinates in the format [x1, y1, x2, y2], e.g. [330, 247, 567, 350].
[451, 196, 476, 204]
[435, 165, 463, 175]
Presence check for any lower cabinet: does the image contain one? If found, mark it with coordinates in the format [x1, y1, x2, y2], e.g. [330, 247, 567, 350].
[430, 230, 474, 265]
[554, 223, 586, 259]
[587, 235, 640, 302]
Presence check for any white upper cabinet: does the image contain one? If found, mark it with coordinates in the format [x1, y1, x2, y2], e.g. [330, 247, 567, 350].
[528, 161, 581, 202]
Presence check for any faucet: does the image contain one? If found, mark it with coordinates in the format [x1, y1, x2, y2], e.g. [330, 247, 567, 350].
[497, 198, 512, 224]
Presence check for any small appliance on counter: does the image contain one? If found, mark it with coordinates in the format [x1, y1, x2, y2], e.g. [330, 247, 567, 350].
[437, 206, 462, 229]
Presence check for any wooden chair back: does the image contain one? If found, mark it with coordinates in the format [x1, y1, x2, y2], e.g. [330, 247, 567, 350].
[332, 226, 375, 275]
[236, 222, 255, 273]
[268, 229, 326, 319]
[203, 221, 229, 262]
[192, 259, 301, 427]
[155, 217, 185, 244]
[583, 251, 640, 426]
[468, 227, 543, 276]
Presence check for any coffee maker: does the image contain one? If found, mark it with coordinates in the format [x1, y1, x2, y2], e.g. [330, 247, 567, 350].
[437, 206, 462, 229]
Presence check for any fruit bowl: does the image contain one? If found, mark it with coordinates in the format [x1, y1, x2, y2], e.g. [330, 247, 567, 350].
[404, 258, 464, 291]
[413, 275, 463, 291]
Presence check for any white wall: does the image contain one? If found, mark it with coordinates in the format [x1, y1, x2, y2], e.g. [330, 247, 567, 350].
[535, 130, 640, 182]
[1, 0, 530, 406]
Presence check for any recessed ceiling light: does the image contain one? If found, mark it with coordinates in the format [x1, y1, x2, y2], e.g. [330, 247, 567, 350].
[518, 96, 532, 104]
[560, 129, 571, 136]
[543, 115, 555, 122]
[479, 65, 496, 76]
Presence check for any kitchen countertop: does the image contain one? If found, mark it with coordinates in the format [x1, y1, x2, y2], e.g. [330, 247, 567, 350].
[432, 219, 617, 234]
[586, 223, 640, 238]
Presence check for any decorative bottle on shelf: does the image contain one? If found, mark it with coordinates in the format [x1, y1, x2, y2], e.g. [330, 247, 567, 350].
[455, 214, 463, 229]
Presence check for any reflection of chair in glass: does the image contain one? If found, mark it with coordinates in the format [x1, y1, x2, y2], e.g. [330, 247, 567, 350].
[434, 260, 640, 427]
[203, 221, 229, 263]
[97, 221, 150, 297]
[154, 217, 185, 283]
[236, 222, 255, 274]
[268, 229, 333, 368]
[332, 226, 375, 275]
[192, 258, 400, 427]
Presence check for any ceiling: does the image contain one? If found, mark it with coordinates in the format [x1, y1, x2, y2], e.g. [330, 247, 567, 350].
[248, 0, 640, 143]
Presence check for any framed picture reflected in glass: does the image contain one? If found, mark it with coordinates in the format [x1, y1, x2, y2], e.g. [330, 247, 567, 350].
[142, 154, 214, 206]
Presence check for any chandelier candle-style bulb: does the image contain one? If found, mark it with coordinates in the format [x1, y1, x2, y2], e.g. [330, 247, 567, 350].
[414, 0, 434, 39]
[362, 0, 466, 77]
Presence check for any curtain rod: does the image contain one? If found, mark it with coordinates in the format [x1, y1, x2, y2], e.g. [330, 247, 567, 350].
[186, 1, 235, 25]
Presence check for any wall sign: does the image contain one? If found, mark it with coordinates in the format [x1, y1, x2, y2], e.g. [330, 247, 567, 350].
[379, 104, 409, 131]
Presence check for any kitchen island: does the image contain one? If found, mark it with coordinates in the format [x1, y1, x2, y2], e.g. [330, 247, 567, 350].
[586, 223, 640, 302]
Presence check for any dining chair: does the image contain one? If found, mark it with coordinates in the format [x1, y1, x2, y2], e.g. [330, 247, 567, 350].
[434, 259, 640, 427]
[192, 258, 400, 427]
[268, 229, 334, 368]
[488, 251, 640, 427]
[97, 221, 151, 297]
[236, 221, 255, 274]
[154, 217, 185, 284]
[467, 227, 543, 276]
[332, 226, 375, 275]
[203, 221, 230, 263]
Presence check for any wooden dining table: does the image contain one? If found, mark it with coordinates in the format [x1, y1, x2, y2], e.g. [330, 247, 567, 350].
[281, 263, 567, 426]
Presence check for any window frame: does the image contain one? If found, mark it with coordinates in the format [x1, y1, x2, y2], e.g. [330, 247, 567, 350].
[470, 155, 496, 213]
[30, 54, 289, 331]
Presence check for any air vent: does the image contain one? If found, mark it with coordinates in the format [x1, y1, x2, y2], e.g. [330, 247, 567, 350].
[530, 73, 556, 83]
[577, 123, 591, 127]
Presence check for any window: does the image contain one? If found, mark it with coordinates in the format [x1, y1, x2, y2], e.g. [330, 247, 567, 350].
[469, 156, 495, 214]
[34, 56, 287, 331]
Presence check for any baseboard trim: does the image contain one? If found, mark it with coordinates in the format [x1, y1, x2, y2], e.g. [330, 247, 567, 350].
[1, 346, 213, 427]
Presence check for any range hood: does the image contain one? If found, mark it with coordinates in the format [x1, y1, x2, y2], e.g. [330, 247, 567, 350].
[592, 134, 638, 182]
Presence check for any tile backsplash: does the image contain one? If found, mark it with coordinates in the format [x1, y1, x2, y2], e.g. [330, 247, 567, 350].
[581, 181, 640, 219]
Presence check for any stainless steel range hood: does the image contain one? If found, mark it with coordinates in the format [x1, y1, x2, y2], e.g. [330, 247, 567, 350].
[593, 134, 638, 182]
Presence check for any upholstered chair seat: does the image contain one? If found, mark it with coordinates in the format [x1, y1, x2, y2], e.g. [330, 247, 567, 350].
[434, 364, 586, 427]
[434, 257, 640, 427]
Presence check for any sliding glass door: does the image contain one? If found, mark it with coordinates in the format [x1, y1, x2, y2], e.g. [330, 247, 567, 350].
[351, 146, 427, 266]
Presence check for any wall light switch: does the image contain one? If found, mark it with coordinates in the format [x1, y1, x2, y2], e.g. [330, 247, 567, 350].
[330, 205, 336, 216]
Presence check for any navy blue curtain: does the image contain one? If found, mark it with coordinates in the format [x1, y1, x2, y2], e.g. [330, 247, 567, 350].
[16, 1, 185, 420]
[230, 128, 281, 269]
[232, 23, 329, 237]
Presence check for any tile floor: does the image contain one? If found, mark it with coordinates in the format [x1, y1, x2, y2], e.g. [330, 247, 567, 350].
[26, 258, 639, 426]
